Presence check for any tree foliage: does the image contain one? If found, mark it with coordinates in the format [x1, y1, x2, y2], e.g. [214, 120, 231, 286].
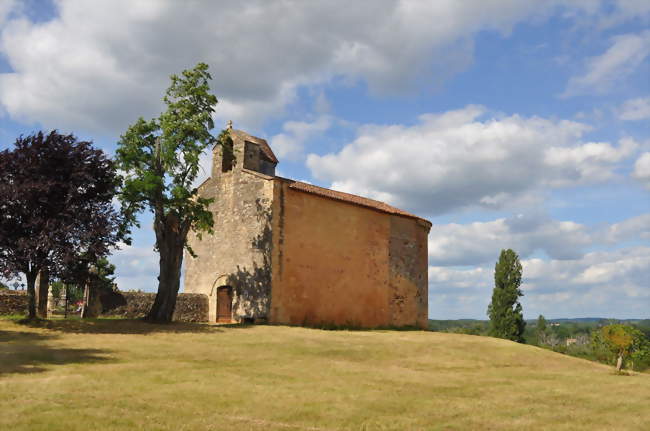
[596, 324, 650, 372]
[536, 314, 548, 345]
[116, 62, 221, 322]
[0, 131, 125, 318]
[59, 254, 116, 292]
[487, 249, 526, 342]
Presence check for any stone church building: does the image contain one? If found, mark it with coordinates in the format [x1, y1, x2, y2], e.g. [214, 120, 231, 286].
[184, 126, 431, 328]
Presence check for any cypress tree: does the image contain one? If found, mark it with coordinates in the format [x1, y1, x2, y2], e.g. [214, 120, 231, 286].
[536, 314, 548, 345]
[487, 249, 525, 342]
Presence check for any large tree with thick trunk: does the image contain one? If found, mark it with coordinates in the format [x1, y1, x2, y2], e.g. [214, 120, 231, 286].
[116, 63, 220, 322]
[0, 131, 124, 319]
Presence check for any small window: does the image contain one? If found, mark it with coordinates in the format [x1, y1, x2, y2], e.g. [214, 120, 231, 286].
[222, 140, 234, 172]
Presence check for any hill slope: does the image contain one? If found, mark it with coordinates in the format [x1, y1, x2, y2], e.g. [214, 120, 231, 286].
[1, 319, 648, 430]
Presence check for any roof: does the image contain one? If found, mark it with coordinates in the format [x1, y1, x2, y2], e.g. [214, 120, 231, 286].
[276, 177, 431, 227]
[224, 128, 430, 227]
[231, 129, 278, 164]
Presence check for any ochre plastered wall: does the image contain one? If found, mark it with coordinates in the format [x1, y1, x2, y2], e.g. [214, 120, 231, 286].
[271, 181, 403, 328]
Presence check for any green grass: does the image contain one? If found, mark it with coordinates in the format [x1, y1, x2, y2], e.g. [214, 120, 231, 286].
[1, 318, 649, 430]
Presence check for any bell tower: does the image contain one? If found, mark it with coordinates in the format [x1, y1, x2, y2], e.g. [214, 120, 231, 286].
[187, 121, 277, 324]
[211, 121, 278, 178]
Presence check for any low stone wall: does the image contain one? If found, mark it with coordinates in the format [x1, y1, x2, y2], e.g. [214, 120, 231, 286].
[102, 292, 209, 322]
[0, 289, 209, 322]
[0, 290, 29, 315]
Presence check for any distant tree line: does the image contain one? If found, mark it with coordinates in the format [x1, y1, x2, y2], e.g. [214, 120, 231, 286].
[429, 317, 650, 372]
[533, 316, 650, 372]
[429, 248, 650, 373]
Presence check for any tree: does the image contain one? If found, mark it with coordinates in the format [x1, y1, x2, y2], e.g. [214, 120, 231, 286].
[536, 314, 548, 345]
[487, 249, 526, 342]
[599, 324, 649, 372]
[628, 332, 650, 372]
[49, 280, 84, 317]
[59, 254, 117, 318]
[0, 131, 125, 319]
[116, 63, 221, 322]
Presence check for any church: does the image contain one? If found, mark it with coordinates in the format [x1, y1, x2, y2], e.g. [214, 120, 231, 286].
[183, 124, 431, 328]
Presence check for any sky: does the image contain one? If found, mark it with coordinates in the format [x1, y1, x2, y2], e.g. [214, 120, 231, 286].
[0, 0, 648, 319]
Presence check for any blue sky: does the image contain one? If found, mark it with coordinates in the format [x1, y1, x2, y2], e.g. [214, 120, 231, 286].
[0, 0, 648, 319]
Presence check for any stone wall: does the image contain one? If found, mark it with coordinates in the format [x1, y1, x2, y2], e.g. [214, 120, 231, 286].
[102, 292, 209, 322]
[185, 130, 275, 323]
[0, 290, 209, 322]
[388, 215, 429, 328]
[0, 290, 29, 315]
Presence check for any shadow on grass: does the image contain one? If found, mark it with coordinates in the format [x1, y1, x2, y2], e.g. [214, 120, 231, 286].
[14, 317, 247, 335]
[0, 329, 111, 377]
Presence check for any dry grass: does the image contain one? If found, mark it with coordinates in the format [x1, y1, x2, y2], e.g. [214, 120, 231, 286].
[1, 318, 648, 430]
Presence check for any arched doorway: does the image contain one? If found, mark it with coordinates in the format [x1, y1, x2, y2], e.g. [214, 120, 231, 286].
[216, 286, 233, 323]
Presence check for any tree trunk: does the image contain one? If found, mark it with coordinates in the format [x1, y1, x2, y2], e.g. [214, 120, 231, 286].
[25, 270, 38, 319]
[35, 267, 49, 318]
[147, 222, 186, 322]
[616, 354, 624, 372]
[81, 277, 101, 318]
[80, 280, 89, 317]
[64, 285, 69, 318]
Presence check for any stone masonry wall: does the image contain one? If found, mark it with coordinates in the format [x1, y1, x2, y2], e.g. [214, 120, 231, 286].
[0, 290, 208, 322]
[388, 215, 429, 329]
[184, 131, 274, 323]
[0, 290, 29, 315]
[102, 292, 209, 322]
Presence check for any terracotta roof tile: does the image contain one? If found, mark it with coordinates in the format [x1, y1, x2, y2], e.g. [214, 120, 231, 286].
[278, 177, 431, 226]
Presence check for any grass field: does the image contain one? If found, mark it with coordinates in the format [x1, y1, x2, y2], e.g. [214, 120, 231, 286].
[1, 318, 648, 430]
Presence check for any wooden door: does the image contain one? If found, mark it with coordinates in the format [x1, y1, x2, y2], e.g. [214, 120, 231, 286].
[217, 286, 233, 323]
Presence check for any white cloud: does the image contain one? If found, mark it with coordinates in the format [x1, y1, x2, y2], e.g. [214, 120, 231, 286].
[602, 214, 650, 243]
[429, 211, 650, 268]
[0, 0, 15, 26]
[429, 246, 650, 319]
[110, 242, 158, 292]
[429, 213, 593, 266]
[632, 152, 650, 189]
[618, 96, 650, 121]
[559, 0, 650, 22]
[543, 137, 637, 186]
[562, 30, 650, 97]
[0, 0, 626, 134]
[597, 0, 650, 28]
[307, 105, 634, 215]
[270, 116, 332, 160]
[524, 247, 650, 299]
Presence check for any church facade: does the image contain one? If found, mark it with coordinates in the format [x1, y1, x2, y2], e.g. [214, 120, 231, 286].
[183, 127, 431, 328]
